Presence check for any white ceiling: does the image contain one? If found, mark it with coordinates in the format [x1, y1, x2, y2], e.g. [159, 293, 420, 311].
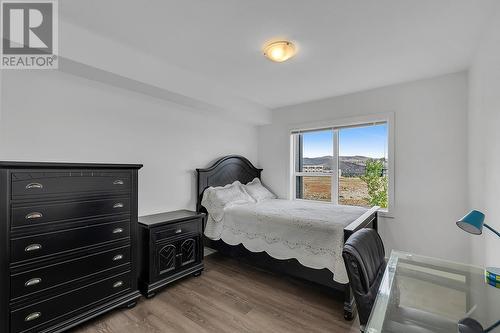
[61, 0, 496, 108]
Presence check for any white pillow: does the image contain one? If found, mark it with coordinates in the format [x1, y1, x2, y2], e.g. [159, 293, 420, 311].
[243, 178, 276, 202]
[201, 181, 254, 222]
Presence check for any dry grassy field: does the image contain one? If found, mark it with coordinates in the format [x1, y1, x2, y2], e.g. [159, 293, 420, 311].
[302, 176, 369, 207]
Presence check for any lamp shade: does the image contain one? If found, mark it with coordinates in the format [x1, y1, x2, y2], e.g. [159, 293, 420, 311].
[456, 210, 485, 235]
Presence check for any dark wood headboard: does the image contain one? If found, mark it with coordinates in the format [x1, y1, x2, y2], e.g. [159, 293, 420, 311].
[196, 155, 262, 213]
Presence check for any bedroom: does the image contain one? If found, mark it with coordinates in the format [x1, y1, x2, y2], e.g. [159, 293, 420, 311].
[0, 0, 499, 332]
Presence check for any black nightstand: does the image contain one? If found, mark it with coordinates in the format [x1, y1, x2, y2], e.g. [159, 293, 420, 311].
[138, 210, 204, 298]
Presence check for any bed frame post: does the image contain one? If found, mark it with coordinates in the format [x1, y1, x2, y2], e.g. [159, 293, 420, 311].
[373, 213, 378, 232]
[344, 285, 355, 320]
[343, 206, 379, 243]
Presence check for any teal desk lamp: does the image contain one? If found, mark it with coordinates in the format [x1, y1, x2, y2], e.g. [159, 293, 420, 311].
[456, 209, 500, 281]
[457, 210, 500, 238]
[456, 210, 500, 333]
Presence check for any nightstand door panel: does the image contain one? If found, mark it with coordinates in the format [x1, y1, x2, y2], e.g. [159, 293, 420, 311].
[157, 242, 177, 277]
[154, 235, 202, 281]
[180, 235, 201, 267]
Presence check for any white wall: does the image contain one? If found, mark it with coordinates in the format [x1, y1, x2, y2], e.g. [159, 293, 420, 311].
[468, 5, 500, 268]
[0, 70, 258, 216]
[259, 72, 471, 262]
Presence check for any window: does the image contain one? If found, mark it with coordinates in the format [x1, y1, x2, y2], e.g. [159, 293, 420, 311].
[292, 120, 391, 210]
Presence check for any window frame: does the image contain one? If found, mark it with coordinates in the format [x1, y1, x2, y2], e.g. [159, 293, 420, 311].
[289, 113, 394, 216]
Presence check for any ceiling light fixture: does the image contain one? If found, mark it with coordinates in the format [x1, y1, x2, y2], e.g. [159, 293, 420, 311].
[263, 40, 296, 63]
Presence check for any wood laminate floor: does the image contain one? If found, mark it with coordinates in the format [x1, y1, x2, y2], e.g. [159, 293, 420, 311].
[72, 253, 359, 333]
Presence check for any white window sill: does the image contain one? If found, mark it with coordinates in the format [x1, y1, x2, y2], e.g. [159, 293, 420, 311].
[377, 209, 394, 219]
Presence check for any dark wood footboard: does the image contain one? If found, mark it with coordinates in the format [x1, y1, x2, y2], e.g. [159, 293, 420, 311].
[343, 206, 379, 242]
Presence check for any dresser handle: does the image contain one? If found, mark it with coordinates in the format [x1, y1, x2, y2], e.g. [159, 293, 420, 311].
[113, 281, 123, 288]
[25, 183, 43, 190]
[25, 278, 42, 287]
[113, 180, 124, 185]
[25, 312, 41, 322]
[25, 244, 42, 252]
[175, 229, 182, 234]
[25, 212, 43, 220]
[113, 254, 123, 261]
[113, 202, 124, 209]
[112, 228, 124, 234]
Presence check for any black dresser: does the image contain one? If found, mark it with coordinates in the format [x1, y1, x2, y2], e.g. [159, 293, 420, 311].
[138, 210, 204, 298]
[0, 162, 142, 333]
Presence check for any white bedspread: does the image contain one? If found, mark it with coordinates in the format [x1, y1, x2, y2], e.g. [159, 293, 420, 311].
[204, 199, 368, 284]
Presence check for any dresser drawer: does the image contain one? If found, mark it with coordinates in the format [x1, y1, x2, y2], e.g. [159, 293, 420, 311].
[153, 218, 202, 242]
[11, 220, 130, 263]
[11, 171, 131, 200]
[11, 245, 131, 300]
[11, 197, 130, 229]
[10, 271, 131, 333]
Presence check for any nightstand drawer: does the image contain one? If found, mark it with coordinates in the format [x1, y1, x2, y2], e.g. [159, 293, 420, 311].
[10, 271, 131, 333]
[153, 218, 202, 241]
[11, 220, 130, 263]
[11, 171, 131, 200]
[11, 245, 131, 300]
[11, 197, 130, 229]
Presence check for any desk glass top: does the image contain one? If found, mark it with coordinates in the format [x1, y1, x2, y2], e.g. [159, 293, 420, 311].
[366, 251, 500, 333]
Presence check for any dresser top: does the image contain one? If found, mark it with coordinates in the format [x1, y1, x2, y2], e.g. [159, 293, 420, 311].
[139, 210, 204, 228]
[0, 161, 143, 169]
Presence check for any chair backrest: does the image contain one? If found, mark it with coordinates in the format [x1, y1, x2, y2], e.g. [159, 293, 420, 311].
[342, 229, 386, 327]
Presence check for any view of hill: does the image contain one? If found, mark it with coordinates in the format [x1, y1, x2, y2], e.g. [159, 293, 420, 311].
[303, 155, 386, 176]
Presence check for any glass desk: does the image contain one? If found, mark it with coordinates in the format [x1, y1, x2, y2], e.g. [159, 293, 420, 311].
[366, 251, 500, 333]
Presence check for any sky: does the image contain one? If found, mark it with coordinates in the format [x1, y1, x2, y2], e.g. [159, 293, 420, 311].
[302, 124, 388, 158]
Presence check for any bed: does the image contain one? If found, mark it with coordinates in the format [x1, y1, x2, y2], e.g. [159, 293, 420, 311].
[196, 155, 379, 320]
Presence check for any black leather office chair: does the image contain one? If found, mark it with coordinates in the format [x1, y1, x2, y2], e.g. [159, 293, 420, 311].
[343, 229, 458, 333]
[342, 229, 386, 328]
